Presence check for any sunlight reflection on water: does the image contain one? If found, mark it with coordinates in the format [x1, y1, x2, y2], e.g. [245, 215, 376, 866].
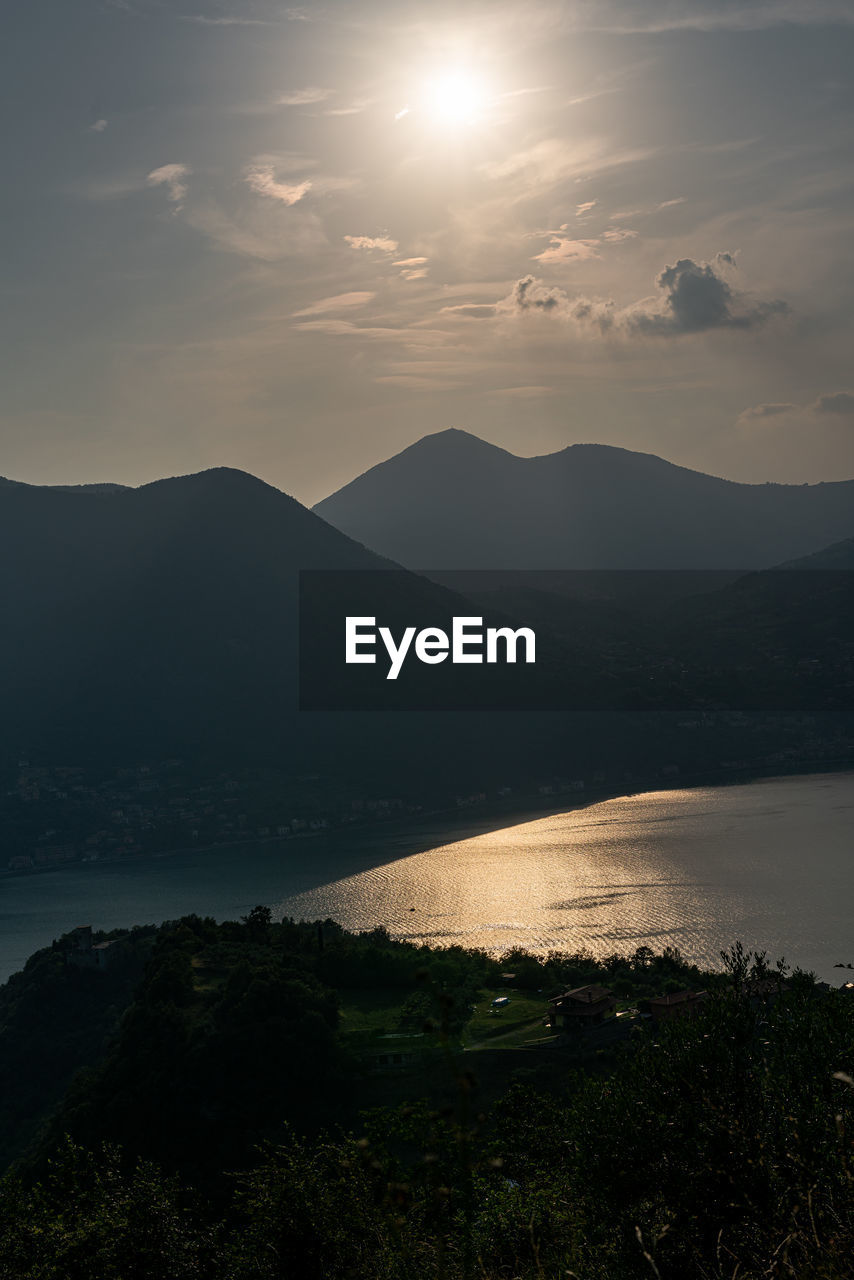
[273, 774, 854, 980]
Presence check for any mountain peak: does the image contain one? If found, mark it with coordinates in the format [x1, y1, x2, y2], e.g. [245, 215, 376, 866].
[313, 430, 854, 569]
[137, 466, 294, 504]
[402, 428, 515, 460]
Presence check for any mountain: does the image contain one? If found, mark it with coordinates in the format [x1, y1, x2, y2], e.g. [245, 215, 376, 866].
[0, 463, 849, 788]
[314, 429, 854, 569]
[0, 467, 561, 782]
[776, 535, 854, 570]
[0, 468, 399, 761]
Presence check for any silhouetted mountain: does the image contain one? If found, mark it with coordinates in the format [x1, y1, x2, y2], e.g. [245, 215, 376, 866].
[0, 465, 849, 787]
[314, 429, 854, 569]
[0, 468, 398, 760]
[775, 536, 854, 570]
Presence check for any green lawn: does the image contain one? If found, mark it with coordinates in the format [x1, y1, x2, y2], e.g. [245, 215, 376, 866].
[337, 985, 560, 1054]
[464, 988, 555, 1049]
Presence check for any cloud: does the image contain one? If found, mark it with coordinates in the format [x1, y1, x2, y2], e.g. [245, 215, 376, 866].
[276, 87, 332, 106]
[813, 391, 854, 415]
[88, 119, 108, 133]
[344, 234, 399, 253]
[391, 256, 429, 280]
[180, 200, 325, 260]
[738, 393, 854, 428]
[487, 385, 557, 398]
[146, 163, 190, 203]
[445, 255, 788, 340]
[602, 227, 638, 242]
[511, 276, 567, 312]
[441, 303, 501, 319]
[325, 99, 374, 116]
[738, 403, 797, 424]
[244, 163, 311, 205]
[480, 137, 659, 197]
[292, 292, 375, 317]
[657, 197, 685, 209]
[374, 374, 460, 390]
[291, 318, 447, 345]
[626, 254, 789, 335]
[533, 237, 601, 264]
[443, 278, 610, 325]
[576, 200, 597, 216]
[564, 0, 854, 34]
[178, 13, 279, 25]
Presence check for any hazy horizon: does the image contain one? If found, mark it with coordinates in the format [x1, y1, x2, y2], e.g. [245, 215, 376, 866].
[3, 426, 854, 506]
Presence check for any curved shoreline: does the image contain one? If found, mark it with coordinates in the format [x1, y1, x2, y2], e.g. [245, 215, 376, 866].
[3, 754, 852, 885]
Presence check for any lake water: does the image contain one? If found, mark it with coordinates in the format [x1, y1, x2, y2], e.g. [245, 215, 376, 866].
[1, 772, 851, 985]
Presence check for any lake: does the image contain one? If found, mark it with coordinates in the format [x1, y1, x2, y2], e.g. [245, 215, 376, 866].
[1, 771, 851, 985]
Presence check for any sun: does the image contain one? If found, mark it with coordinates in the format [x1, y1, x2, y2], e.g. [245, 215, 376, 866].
[422, 68, 490, 128]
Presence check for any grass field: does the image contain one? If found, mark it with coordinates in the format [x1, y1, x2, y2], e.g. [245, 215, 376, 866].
[464, 989, 555, 1049]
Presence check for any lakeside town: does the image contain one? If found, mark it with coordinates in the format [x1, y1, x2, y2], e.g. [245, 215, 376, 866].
[4, 710, 853, 875]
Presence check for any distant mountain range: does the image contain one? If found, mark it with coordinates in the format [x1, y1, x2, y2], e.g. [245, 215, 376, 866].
[0, 453, 850, 778]
[314, 429, 854, 569]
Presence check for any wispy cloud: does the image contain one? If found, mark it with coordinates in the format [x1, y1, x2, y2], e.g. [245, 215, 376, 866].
[738, 402, 797, 423]
[88, 119, 108, 134]
[480, 137, 659, 202]
[178, 14, 278, 26]
[180, 199, 325, 260]
[487, 385, 557, 398]
[325, 99, 375, 117]
[374, 374, 461, 390]
[275, 87, 332, 106]
[292, 292, 375, 317]
[393, 256, 429, 280]
[291, 318, 448, 345]
[245, 163, 311, 205]
[146, 163, 190, 204]
[533, 236, 601, 264]
[344, 234, 399, 253]
[564, 0, 854, 34]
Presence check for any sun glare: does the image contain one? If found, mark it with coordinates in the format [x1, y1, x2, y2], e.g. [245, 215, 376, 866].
[422, 68, 490, 127]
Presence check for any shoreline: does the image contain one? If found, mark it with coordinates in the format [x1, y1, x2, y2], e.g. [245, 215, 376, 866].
[3, 754, 852, 885]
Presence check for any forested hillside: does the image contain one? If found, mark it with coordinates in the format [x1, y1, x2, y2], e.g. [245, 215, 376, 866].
[0, 916, 851, 1278]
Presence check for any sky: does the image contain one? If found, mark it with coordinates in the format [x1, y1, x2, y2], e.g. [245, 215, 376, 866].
[2, 0, 854, 502]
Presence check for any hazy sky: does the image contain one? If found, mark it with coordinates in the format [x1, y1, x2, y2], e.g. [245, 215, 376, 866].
[2, 0, 854, 501]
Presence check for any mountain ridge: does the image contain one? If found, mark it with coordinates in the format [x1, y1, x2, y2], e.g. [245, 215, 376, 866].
[314, 430, 854, 569]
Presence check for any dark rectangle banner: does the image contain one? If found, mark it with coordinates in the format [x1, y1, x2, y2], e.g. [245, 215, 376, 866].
[298, 569, 854, 712]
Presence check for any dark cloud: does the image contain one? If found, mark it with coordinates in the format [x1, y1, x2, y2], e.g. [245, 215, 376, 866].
[512, 275, 565, 312]
[628, 255, 789, 335]
[443, 257, 786, 342]
[813, 391, 854, 415]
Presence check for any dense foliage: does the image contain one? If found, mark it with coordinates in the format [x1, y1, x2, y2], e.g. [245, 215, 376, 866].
[0, 925, 156, 1166]
[0, 918, 851, 1278]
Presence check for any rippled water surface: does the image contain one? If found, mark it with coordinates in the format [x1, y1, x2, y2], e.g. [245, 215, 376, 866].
[274, 772, 854, 981]
[1, 772, 851, 984]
